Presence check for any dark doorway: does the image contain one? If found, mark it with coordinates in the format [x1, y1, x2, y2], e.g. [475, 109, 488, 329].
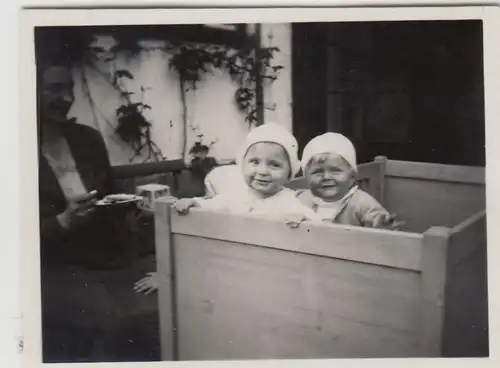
[292, 20, 485, 166]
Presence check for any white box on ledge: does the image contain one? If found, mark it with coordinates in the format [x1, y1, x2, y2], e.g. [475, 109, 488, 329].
[136, 184, 171, 211]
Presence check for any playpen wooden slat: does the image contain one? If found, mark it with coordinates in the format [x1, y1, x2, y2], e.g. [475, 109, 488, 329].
[449, 210, 487, 265]
[385, 160, 485, 184]
[356, 162, 382, 200]
[170, 208, 423, 271]
[384, 176, 485, 233]
[154, 200, 177, 360]
[372, 156, 388, 204]
[442, 211, 488, 357]
[420, 227, 452, 357]
[173, 235, 423, 359]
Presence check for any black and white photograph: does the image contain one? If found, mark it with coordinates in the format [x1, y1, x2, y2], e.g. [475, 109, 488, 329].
[19, 5, 499, 367]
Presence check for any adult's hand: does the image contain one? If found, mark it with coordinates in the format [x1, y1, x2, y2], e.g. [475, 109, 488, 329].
[56, 192, 98, 230]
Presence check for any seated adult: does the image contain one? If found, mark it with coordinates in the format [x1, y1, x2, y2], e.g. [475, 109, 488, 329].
[38, 62, 158, 363]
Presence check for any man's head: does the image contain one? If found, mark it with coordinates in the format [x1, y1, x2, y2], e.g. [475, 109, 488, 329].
[39, 64, 75, 125]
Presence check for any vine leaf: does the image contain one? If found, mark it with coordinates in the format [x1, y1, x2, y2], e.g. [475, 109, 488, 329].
[116, 103, 143, 116]
[114, 69, 135, 80]
[245, 109, 259, 124]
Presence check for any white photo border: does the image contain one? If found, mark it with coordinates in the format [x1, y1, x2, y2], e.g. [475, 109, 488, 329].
[19, 5, 500, 368]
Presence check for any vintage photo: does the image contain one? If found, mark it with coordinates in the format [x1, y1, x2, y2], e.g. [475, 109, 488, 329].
[21, 6, 495, 366]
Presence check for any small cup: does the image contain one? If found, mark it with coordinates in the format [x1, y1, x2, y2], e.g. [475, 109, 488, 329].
[136, 184, 171, 211]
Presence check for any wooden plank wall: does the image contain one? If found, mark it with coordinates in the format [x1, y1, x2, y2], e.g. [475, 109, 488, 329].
[174, 236, 423, 360]
[442, 211, 489, 357]
[166, 209, 426, 360]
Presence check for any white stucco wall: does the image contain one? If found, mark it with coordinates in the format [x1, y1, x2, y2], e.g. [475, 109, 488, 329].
[67, 24, 292, 166]
[261, 24, 293, 131]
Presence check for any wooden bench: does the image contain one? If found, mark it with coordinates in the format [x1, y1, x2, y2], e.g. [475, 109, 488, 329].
[153, 156, 487, 360]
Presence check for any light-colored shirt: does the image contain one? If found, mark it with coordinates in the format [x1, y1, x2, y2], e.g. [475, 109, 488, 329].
[193, 187, 322, 221]
[204, 164, 247, 197]
[296, 187, 391, 227]
[304, 186, 359, 222]
[42, 135, 87, 200]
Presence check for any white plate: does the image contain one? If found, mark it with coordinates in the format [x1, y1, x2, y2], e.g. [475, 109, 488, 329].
[96, 194, 143, 206]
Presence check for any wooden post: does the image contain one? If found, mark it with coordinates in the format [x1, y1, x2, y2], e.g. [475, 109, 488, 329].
[373, 156, 388, 205]
[154, 198, 178, 360]
[254, 24, 265, 126]
[442, 212, 489, 357]
[420, 226, 452, 357]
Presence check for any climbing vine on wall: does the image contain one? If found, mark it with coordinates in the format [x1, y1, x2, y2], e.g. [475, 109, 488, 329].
[79, 58, 166, 162]
[165, 42, 283, 125]
[66, 26, 284, 162]
[164, 41, 283, 157]
[113, 73, 165, 162]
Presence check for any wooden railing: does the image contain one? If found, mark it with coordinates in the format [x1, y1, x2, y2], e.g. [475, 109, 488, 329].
[111, 158, 236, 197]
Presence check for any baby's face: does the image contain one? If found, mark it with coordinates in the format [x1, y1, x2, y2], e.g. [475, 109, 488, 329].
[242, 142, 290, 197]
[305, 153, 355, 201]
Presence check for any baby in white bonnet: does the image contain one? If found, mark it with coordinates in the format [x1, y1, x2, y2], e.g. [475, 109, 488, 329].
[174, 123, 321, 226]
[297, 132, 401, 229]
[135, 123, 321, 295]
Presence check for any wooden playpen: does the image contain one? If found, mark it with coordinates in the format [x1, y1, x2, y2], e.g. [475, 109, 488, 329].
[153, 156, 488, 360]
